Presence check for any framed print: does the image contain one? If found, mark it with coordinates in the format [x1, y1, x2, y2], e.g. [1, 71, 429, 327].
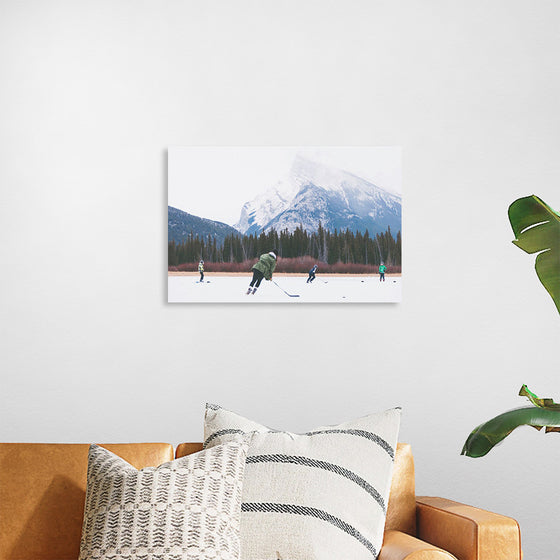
[168, 147, 401, 303]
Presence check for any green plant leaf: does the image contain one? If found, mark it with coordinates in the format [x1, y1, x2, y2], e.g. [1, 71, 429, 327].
[462, 385, 560, 458]
[519, 384, 560, 410]
[508, 195, 560, 314]
[461, 406, 560, 458]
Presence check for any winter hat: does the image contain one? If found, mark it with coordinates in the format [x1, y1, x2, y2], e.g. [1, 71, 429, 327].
[270, 249, 278, 258]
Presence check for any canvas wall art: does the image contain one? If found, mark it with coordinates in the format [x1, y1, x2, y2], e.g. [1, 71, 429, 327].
[168, 147, 401, 303]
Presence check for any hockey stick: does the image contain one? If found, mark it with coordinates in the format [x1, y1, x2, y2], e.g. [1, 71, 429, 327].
[272, 280, 300, 298]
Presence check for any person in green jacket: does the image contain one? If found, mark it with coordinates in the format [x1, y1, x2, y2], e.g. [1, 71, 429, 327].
[246, 250, 278, 295]
[379, 262, 387, 282]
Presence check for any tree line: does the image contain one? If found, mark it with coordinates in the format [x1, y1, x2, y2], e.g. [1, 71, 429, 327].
[168, 224, 401, 268]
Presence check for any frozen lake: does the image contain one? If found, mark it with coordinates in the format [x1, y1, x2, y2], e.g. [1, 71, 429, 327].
[168, 274, 401, 303]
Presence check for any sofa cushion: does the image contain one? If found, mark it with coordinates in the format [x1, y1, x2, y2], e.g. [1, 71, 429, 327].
[204, 404, 401, 560]
[78, 441, 248, 560]
[0, 443, 173, 560]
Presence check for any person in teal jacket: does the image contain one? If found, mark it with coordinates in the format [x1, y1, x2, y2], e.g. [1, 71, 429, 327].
[379, 262, 387, 282]
[246, 250, 278, 295]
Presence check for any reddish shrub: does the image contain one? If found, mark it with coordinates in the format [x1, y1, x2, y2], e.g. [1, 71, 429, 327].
[169, 257, 401, 274]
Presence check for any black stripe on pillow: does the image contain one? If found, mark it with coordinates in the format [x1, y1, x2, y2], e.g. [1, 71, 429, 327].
[247, 454, 386, 512]
[304, 429, 395, 459]
[204, 428, 394, 458]
[203, 429, 246, 448]
[241, 502, 377, 557]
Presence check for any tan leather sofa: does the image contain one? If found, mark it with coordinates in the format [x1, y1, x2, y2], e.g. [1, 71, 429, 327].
[0, 442, 521, 560]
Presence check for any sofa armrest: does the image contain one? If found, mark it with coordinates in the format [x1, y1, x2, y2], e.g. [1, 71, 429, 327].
[416, 496, 522, 560]
[379, 530, 457, 559]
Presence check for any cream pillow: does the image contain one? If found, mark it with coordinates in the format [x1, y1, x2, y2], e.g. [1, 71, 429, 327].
[79, 441, 248, 560]
[204, 404, 401, 560]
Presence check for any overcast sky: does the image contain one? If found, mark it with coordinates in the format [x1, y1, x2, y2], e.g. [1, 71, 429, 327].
[168, 146, 401, 226]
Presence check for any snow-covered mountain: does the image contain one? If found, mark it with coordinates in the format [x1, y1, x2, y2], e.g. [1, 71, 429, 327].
[235, 177, 298, 235]
[235, 155, 401, 236]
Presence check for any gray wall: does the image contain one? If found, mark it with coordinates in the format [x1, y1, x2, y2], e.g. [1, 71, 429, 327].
[1, 1, 558, 558]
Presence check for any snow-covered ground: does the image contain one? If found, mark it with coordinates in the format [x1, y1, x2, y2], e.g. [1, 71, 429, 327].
[168, 275, 401, 303]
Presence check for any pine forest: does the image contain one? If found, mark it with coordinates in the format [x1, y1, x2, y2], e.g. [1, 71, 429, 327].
[168, 225, 401, 274]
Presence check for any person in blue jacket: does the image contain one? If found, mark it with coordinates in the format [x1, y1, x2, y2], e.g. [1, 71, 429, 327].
[307, 264, 318, 283]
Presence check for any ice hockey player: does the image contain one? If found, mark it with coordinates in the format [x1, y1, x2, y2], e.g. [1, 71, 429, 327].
[246, 249, 278, 295]
[378, 261, 387, 282]
[198, 259, 204, 282]
[307, 264, 318, 283]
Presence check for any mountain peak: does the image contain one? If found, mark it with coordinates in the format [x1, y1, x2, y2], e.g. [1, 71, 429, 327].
[235, 155, 401, 236]
[290, 154, 353, 192]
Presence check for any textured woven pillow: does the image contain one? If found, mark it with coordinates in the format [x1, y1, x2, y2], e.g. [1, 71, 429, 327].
[79, 441, 248, 560]
[204, 404, 401, 560]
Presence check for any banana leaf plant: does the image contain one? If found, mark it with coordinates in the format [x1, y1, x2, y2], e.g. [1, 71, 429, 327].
[462, 195, 560, 458]
[508, 195, 560, 314]
[462, 386, 560, 458]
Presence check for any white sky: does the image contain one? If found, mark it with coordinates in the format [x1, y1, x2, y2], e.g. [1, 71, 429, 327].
[168, 146, 401, 226]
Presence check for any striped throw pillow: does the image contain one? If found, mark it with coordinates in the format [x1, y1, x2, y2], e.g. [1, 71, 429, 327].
[79, 441, 249, 560]
[204, 405, 401, 560]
